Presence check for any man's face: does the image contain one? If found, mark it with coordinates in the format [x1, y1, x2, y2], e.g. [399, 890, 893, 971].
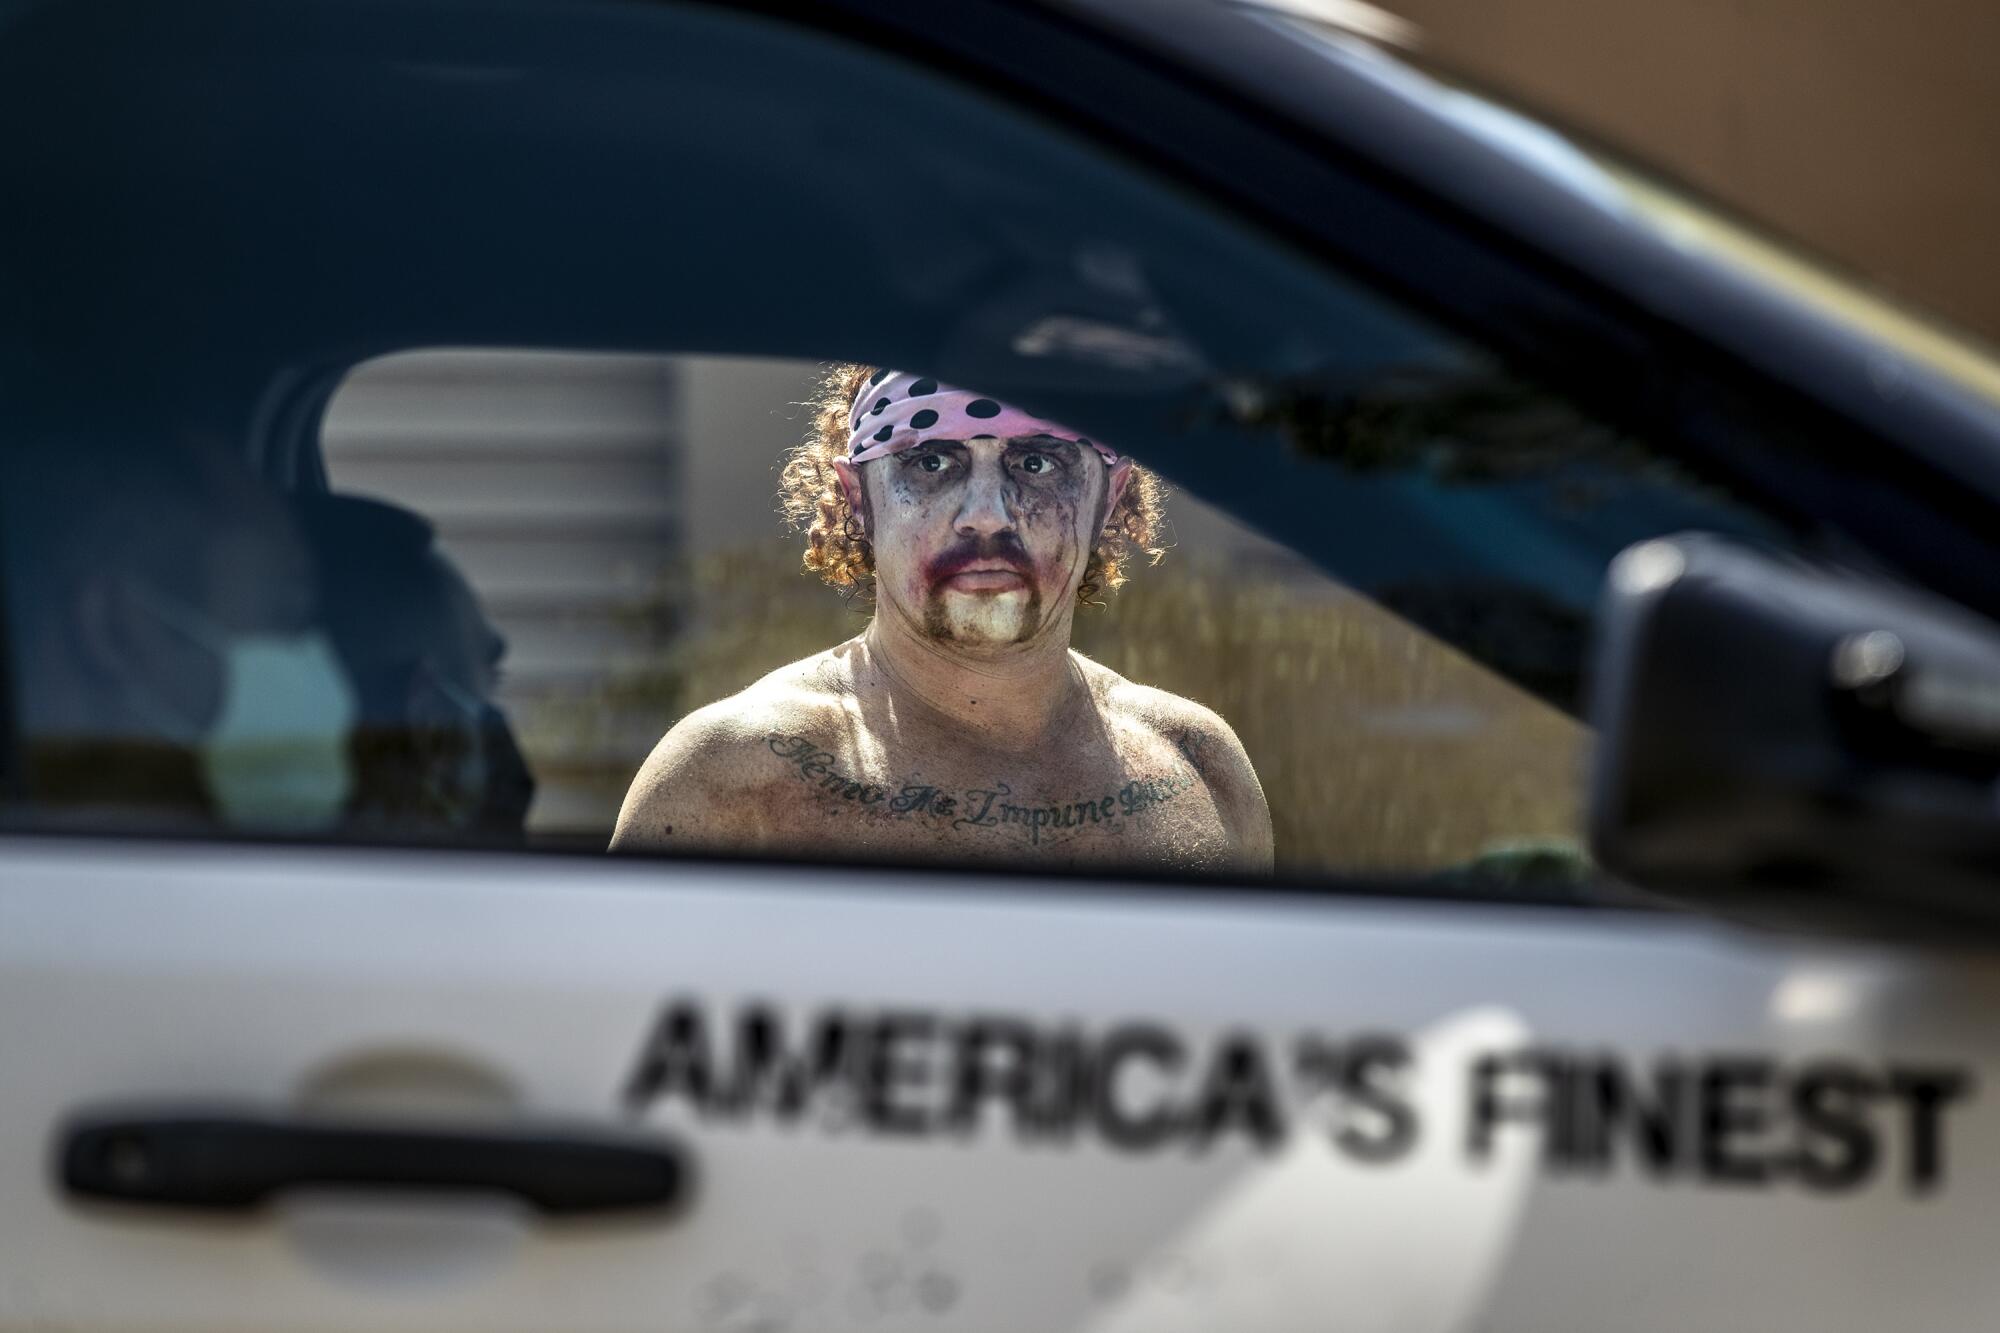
[850, 435, 1120, 651]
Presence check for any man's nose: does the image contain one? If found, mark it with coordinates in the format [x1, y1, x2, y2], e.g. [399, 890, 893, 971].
[953, 455, 1015, 536]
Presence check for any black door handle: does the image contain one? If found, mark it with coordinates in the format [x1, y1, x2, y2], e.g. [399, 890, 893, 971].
[57, 1106, 688, 1218]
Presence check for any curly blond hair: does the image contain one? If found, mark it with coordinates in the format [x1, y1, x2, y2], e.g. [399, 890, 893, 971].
[778, 363, 1165, 605]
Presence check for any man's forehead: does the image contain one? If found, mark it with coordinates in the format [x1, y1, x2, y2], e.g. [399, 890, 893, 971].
[905, 434, 1083, 448]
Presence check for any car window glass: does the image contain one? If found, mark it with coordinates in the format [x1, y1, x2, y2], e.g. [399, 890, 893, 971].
[277, 339, 1773, 883]
[0, 0, 1807, 890]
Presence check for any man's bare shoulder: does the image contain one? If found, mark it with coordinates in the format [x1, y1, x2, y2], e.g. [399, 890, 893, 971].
[1076, 654, 1275, 869]
[1075, 653, 1249, 762]
[609, 644, 857, 851]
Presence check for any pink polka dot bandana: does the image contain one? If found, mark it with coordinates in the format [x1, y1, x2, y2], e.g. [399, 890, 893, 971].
[847, 370, 1121, 466]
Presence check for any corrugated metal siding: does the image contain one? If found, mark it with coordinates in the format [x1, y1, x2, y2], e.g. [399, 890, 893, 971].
[320, 349, 684, 834]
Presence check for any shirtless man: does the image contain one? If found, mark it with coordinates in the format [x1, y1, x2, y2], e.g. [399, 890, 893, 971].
[612, 367, 1273, 872]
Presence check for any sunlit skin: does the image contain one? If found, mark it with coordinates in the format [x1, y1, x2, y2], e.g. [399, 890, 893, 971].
[614, 428, 1274, 873]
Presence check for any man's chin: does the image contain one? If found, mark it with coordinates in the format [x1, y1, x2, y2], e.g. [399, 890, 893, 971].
[926, 587, 1041, 646]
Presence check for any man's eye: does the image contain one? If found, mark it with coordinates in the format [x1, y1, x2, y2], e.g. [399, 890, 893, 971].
[1017, 453, 1052, 475]
[917, 453, 947, 473]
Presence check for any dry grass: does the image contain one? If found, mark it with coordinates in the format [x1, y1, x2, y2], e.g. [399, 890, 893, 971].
[1071, 555, 1586, 871]
[525, 541, 1586, 872]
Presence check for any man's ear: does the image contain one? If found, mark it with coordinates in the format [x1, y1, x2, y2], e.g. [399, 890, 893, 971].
[1100, 459, 1134, 528]
[832, 457, 869, 537]
[72, 573, 128, 683]
[74, 573, 209, 711]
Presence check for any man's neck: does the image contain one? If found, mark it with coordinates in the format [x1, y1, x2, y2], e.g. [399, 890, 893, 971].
[860, 610, 1087, 751]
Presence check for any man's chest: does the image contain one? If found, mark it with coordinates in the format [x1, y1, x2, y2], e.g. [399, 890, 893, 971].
[751, 729, 1234, 868]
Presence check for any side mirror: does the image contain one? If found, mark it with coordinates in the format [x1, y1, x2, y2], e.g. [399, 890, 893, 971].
[1587, 533, 2000, 932]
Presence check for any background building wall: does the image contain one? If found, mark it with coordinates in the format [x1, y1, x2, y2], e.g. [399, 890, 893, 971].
[1384, 0, 2000, 343]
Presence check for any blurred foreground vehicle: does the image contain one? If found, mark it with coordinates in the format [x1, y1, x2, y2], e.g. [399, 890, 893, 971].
[5, 0, 2000, 1329]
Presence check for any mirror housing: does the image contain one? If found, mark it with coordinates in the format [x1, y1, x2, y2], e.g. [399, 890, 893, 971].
[1588, 533, 2000, 931]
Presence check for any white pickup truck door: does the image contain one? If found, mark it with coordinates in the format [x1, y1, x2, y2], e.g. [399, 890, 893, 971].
[3, 834, 1993, 1333]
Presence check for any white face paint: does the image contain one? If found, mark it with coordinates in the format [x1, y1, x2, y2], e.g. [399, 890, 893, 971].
[857, 436, 1113, 652]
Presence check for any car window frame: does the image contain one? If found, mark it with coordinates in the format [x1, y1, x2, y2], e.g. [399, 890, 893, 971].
[3, 0, 1996, 908]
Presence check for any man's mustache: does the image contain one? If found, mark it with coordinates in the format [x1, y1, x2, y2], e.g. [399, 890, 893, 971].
[924, 534, 1035, 584]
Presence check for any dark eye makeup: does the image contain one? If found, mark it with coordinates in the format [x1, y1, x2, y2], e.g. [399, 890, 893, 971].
[894, 438, 1077, 479]
[1008, 437, 1078, 476]
[898, 442, 963, 474]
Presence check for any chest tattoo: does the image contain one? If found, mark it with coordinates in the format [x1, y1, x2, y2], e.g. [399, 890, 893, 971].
[764, 733, 1200, 846]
